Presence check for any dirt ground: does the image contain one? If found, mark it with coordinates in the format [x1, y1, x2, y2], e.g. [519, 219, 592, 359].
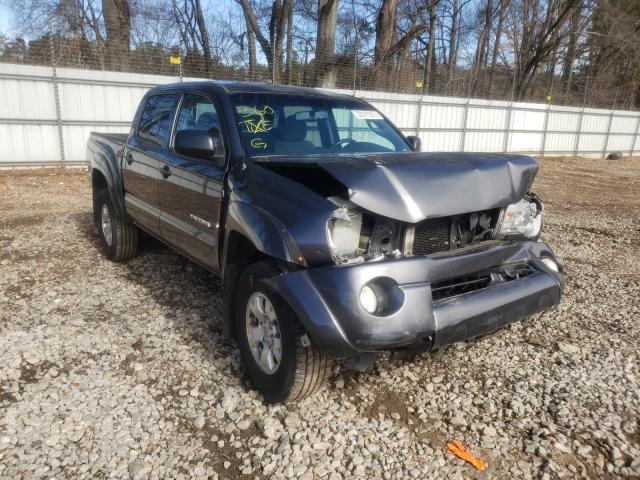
[0, 156, 639, 479]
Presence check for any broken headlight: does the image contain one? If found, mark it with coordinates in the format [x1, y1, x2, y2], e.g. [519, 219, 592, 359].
[327, 209, 363, 261]
[496, 196, 543, 239]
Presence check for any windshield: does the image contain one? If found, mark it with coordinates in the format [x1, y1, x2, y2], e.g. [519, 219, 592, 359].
[229, 92, 411, 158]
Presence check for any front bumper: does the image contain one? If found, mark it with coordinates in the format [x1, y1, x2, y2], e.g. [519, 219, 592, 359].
[264, 241, 564, 358]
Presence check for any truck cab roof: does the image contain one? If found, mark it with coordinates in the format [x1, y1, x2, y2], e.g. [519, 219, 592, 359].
[146, 80, 357, 101]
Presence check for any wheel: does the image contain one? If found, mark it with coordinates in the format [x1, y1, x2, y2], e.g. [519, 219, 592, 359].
[94, 188, 138, 261]
[235, 261, 331, 403]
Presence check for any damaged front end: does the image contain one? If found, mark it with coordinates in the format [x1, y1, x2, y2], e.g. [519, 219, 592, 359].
[325, 193, 543, 266]
[250, 153, 563, 358]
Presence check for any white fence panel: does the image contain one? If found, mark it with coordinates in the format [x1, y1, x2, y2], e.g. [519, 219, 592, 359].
[607, 135, 635, 152]
[2, 62, 640, 165]
[0, 124, 61, 163]
[545, 133, 578, 153]
[421, 104, 464, 129]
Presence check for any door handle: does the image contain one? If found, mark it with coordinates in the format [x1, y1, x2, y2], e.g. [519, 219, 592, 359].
[126, 153, 134, 165]
[161, 165, 171, 179]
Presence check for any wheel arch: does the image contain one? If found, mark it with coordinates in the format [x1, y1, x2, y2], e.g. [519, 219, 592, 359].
[91, 166, 127, 221]
[220, 201, 310, 339]
[221, 230, 272, 339]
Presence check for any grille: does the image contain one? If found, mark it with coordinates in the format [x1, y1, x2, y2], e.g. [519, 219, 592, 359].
[412, 217, 451, 255]
[410, 209, 500, 256]
[431, 274, 491, 301]
[431, 264, 535, 301]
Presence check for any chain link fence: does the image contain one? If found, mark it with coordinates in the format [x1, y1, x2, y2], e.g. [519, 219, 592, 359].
[0, 30, 633, 111]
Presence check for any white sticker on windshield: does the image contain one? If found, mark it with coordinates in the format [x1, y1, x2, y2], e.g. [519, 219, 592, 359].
[351, 109, 383, 120]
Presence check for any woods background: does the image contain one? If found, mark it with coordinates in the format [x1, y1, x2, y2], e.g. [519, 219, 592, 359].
[1, 0, 639, 110]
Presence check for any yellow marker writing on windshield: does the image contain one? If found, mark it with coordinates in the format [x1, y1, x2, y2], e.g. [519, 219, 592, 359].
[241, 118, 272, 134]
[250, 138, 267, 149]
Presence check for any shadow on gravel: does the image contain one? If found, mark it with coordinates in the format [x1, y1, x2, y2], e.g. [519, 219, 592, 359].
[71, 209, 247, 380]
[70, 210, 251, 477]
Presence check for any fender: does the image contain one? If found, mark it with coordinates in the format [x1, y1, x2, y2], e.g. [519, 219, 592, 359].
[220, 200, 307, 338]
[88, 137, 128, 219]
[222, 200, 306, 268]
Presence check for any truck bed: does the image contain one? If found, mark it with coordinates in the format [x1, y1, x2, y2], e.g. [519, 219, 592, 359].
[90, 132, 128, 144]
[87, 132, 128, 166]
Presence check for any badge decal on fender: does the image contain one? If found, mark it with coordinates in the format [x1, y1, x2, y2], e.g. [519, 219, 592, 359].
[189, 214, 212, 228]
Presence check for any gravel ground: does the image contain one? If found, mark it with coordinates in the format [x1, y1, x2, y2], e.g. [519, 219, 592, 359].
[0, 156, 639, 479]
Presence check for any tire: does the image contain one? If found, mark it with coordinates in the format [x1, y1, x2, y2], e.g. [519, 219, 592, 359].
[94, 188, 138, 261]
[235, 261, 331, 403]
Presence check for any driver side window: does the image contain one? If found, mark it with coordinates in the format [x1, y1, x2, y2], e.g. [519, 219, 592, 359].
[174, 93, 225, 159]
[176, 94, 220, 133]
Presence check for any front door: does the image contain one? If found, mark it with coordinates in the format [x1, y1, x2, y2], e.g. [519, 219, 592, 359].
[123, 93, 178, 235]
[157, 93, 227, 271]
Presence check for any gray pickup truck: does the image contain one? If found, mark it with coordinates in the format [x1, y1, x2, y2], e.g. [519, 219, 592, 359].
[87, 81, 564, 403]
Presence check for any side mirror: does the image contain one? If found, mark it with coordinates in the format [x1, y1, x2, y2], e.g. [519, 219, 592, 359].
[406, 135, 421, 152]
[174, 129, 220, 160]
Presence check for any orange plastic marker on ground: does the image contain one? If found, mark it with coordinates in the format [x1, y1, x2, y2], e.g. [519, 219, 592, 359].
[447, 439, 487, 471]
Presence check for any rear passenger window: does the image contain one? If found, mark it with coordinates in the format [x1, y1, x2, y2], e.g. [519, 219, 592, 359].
[138, 94, 177, 144]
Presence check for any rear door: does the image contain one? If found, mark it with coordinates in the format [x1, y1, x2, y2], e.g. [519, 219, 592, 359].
[157, 92, 227, 271]
[123, 93, 178, 235]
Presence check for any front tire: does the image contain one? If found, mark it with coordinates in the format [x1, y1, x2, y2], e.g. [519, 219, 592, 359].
[236, 261, 331, 403]
[94, 188, 138, 261]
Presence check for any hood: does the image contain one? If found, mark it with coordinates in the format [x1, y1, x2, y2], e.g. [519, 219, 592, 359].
[314, 152, 539, 223]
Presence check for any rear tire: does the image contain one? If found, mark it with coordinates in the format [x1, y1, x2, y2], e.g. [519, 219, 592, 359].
[95, 188, 138, 261]
[235, 261, 331, 403]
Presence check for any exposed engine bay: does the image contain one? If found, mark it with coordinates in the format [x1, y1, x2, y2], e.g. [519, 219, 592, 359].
[256, 159, 544, 266]
[327, 196, 503, 264]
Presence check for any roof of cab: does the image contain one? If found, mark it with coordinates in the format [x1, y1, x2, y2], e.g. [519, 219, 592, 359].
[147, 80, 358, 100]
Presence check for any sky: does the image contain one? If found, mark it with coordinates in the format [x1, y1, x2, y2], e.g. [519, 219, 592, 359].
[0, 0, 236, 41]
[0, 3, 15, 37]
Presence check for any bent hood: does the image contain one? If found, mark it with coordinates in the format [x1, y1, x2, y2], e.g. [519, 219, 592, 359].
[316, 152, 539, 223]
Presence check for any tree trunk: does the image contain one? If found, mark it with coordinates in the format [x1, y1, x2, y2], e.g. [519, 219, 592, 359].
[269, 0, 290, 83]
[102, 0, 131, 71]
[446, 0, 460, 91]
[373, 0, 397, 90]
[315, 0, 339, 87]
[194, 0, 213, 77]
[239, 0, 277, 82]
[562, 1, 582, 102]
[422, 3, 438, 93]
[487, 0, 507, 94]
[286, 0, 294, 84]
[245, 13, 257, 80]
[472, 0, 494, 94]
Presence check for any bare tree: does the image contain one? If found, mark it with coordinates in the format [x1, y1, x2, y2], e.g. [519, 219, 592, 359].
[373, 0, 397, 89]
[472, 0, 494, 94]
[561, 0, 584, 101]
[372, 0, 431, 90]
[422, 1, 440, 93]
[193, 0, 213, 76]
[239, 0, 293, 83]
[315, 0, 339, 87]
[286, 1, 294, 83]
[508, 0, 580, 99]
[4, 0, 640, 107]
[102, 0, 131, 71]
[245, 13, 257, 80]
[486, 0, 509, 94]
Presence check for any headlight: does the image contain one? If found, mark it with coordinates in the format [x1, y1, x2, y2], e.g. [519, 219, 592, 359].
[496, 198, 543, 239]
[327, 207, 363, 262]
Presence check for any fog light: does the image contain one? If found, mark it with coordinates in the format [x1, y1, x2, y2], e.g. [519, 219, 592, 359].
[541, 257, 559, 272]
[359, 285, 378, 314]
